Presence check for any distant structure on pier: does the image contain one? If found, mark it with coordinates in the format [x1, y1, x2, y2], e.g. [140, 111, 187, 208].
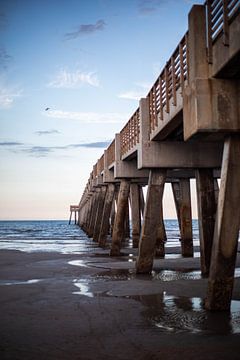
[73, 1, 240, 311]
[69, 205, 79, 225]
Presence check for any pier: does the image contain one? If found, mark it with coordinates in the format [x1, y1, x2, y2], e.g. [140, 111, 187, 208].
[76, 1, 240, 311]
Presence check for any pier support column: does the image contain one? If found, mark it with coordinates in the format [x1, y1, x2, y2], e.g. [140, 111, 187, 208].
[110, 179, 130, 256]
[98, 183, 115, 247]
[136, 169, 166, 273]
[172, 180, 193, 256]
[155, 202, 166, 257]
[179, 179, 193, 257]
[205, 136, 240, 311]
[84, 196, 93, 235]
[88, 189, 100, 238]
[93, 186, 107, 242]
[130, 183, 141, 248]
[139, 186, 145, 217]
[196, 169, 216, 276]
[124, 199, 130, 241]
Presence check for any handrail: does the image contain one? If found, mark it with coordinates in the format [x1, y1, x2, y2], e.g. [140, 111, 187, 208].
[98, 154, 104, 174]
[120, 108, 140, 157]
[147, 33, 188, 135]
[206, 0, 240, 62]
[106, 139, 115, 167]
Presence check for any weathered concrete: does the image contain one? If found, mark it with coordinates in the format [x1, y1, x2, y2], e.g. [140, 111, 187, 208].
[92, 186, 107, 242]
[110, 180, 130, 256]
[155, 201, 166, 257]
[206, 136, 240, 311]
[171, 180, 193, 257]
[136, 169, 167, 273]
[88, 189, 100, 238]
[196, 169, 216, 277]
[130, 184, 141, 248]
[98, 183, 115, 247]
[178, 179, 193, 257]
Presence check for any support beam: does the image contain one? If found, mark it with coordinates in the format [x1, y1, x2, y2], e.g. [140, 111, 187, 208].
[136, 169, 167, 273]
[196, 169, 216, 276]
[205, 136, 240, 311]
[179, 179, 193, 257]
[93, 186, 107, 242]
[130, 184, 141, 248]
[155, 202, 166, 257]
[110, 180, 130, 256]
[88, 189, 100, 238]
[98, 183, 115, 247]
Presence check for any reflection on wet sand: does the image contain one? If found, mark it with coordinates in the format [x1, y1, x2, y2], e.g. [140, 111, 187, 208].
[125, 292, 240, 335]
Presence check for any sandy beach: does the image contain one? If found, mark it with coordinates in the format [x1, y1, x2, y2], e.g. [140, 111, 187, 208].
[1, 245, 240, 360]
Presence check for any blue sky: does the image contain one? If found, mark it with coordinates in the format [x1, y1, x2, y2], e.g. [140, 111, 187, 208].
[0, 0, 202, 220]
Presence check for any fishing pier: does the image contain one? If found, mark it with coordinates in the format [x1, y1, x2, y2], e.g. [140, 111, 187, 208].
[75, 2, 240, 311]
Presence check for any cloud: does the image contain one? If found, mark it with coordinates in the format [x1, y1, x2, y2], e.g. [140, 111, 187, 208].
[69, 141, 111, 148]
[0, 86, 22, 109]
[0, 141, 23, 146]
[35, 129, 60, 136]
[0, 47, 12, 69]
[138, 0, 168, 14]
[48, 69, 99, 88]
[0, 140, 111, 157]
[44, 109, 125, 123]
[64, 20, 106, 40]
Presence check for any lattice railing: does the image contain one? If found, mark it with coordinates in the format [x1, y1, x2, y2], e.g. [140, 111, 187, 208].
[148, 33, 188, 135]
[206, 0, 240, 62]
[98, 154, 104, 174]
[120, 108, 140, 157]
[106, 139, 115, 167]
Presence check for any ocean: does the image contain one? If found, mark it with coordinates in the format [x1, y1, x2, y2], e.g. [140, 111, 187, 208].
[0, 220, 200, 253]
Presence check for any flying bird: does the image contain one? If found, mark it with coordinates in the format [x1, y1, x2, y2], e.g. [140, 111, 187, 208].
[45, 107, 50, 111]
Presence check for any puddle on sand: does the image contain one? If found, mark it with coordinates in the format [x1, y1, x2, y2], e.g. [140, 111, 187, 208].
[68, 260, 89, 268]
[125, 292, 240, 335]
[0, 279, 42, 286]
[72, 279, 94, 297]
[93, 267, 240, 282]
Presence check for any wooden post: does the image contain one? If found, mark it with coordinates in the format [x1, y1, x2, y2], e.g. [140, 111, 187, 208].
[139, 185, 145, 218]
[69, 211, 72, 225]
[205, 136, 240, 311]
[110, 179, 130, 256]
[179, 179, 193, 257]
[74, 210, 77, 224]
[98, 183, 115, 247]
[124, 198, 130, 241]
[155, 201, 166, 257]
[196, 169, 216, 277]
[171, 181, 183, 240]
[110, 196, 116, 236]
[130, 183, 141, 248]
[88, 189, 100, 238]
[172, 180, 193, 257]
[136, 169, 167, 273]
[93, 186, 107, 242]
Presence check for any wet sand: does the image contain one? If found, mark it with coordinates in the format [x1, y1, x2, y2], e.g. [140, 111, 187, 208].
[1, 245, 240, 360]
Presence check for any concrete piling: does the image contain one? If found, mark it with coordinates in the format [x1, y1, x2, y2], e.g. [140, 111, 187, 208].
[136, 169, 166, 273]
[110, 180, 130, 256]
[196, 169, 216, 276]
[98, 183, 115, 247]
[205, 136, 240, 311]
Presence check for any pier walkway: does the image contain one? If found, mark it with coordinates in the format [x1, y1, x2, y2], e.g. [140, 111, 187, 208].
[75, 1, 240, 311]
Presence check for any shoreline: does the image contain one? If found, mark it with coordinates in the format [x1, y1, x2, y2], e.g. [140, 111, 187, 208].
[1, 246, 240, 360]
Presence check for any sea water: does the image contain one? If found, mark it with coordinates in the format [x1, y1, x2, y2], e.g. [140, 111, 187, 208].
[0, 219, 200, 253]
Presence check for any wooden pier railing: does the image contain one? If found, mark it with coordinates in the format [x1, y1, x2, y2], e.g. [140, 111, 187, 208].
[120, 108, 140, 157]
[106, 139, 115, 167]
[206, 0, 240, 62]
[148, 33, 188, 135]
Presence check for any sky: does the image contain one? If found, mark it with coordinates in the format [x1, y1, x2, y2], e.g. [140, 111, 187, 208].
[0, 0, 203, 220]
